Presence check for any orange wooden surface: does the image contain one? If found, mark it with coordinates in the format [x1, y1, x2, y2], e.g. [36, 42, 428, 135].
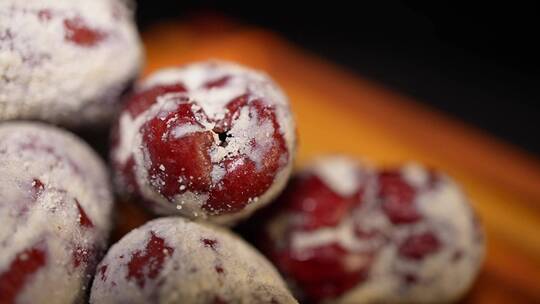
[125, 17, 540, 303]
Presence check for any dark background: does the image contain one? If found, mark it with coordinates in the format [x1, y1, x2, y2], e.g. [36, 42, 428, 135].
[136, 1, 540, 155]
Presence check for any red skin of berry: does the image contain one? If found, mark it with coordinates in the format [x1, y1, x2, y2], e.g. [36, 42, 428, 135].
[275, 243, 369, 301]
[63, 17, 106, 47]
[75, 199, 94, 228]
[72, 246, 95, 269]
[30, 178, 45, 201]
[126, 232, 174, 288]
[399, 232, 441, 260]
[201, 238, 219, 251]
[378, 170, 421, 224]
[128, 82, 288, 215]
[126, 84, 187, 117]
[0, 246, 47, 304]
[204, 76, 231, 89]
[142, 103, 214, 200]
[283, 175, 359, 231]
[205, 100, 288, 214]
[264, 174, 369, 302]
[98, 265, 108, 281]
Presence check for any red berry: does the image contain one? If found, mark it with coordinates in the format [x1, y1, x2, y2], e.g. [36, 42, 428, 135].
[112, 62, 294, 222]
[259, 160, 485, 303]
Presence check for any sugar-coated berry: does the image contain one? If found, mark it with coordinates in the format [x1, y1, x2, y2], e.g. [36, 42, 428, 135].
[0, 0, 142, 127]
[0, 122, 114, 303]
[90, 217, 298, 304]
[111, 61, 296, 225]
[260, 157, 485, 303]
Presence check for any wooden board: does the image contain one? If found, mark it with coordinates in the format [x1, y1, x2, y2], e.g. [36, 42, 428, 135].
[129, 17, 540, 303]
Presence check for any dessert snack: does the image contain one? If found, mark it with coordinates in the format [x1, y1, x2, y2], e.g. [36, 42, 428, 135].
[261, 156, 485, 303]
[0, 122, 114, 303]
[0, 0, 142, 127]
[90, 217, 298, 304]
[111, 61, 296, 225]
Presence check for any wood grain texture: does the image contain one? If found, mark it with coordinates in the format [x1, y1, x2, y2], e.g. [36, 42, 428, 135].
[128, 17, 540, 303]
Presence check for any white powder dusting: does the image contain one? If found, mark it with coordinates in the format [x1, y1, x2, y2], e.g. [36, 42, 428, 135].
[211, 164, 226, 184]
[172, 123, 204, 139]
[208, 106, 275, 172]
[401, 162, 429, 188]
[310, 156, 364, 196]
[291, 218, 382, 253]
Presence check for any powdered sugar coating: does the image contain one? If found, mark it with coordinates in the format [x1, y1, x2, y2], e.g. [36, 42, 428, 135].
[0, 122, 114, 303]
[90, 217, 298, 304]
[310, 156, 365, 197]
[0, 0, 142, 127]
[262, 158, 485, 303]
[111, 61, 296, 225]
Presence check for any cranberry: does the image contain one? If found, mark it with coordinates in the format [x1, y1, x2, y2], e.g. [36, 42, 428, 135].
[258, 159, 372, 302]
[259, 159, 485, 303]
[139, 96, 287, 215]
[113, 62, 294, 221]
[90, 217, 297, 303]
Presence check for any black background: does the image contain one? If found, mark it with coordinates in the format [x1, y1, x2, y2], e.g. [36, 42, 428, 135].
[136, 1, 540, 155]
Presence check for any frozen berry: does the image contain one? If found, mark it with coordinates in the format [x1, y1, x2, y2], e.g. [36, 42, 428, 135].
[0, 0, 142, 127]
[259, 157, 485, 303]
[111, 61, 296, 225]
[90, 217, 298, 304]
[0, 122, 114, 303]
